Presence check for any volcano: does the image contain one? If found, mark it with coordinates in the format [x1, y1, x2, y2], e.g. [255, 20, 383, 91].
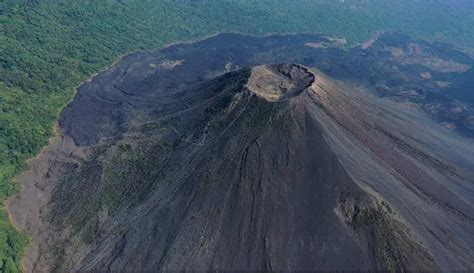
[9, 34, 474, 272]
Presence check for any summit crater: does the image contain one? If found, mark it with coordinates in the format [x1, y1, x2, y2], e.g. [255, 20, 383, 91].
[247, 64, 315, 102]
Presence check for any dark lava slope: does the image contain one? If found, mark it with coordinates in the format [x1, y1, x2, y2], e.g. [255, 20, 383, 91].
[9, 34, 474, 272]
[59, 33, 474, 143]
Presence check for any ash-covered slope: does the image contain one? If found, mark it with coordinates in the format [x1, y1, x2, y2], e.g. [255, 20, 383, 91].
[9, 33, 474, 272]
[10, 63, 474, 272]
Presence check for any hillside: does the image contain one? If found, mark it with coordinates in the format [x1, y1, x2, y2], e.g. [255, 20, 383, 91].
[9, 33, 474, 272]
[1, 0, 474, 271]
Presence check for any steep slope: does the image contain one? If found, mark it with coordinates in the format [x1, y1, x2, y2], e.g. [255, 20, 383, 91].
[9, 62, 474, 272]
[7, 33, 474, 273]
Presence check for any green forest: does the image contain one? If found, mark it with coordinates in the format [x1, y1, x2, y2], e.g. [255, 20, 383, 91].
[1, 0, 473, 271]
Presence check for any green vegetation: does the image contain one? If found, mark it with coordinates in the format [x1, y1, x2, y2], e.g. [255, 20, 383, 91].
[101, 142, 164, 212]
[48, 139, 168, 258]
[1, 0, 473, 271]
[351, 206, 377, 231]
[0, 209, 26, 273]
